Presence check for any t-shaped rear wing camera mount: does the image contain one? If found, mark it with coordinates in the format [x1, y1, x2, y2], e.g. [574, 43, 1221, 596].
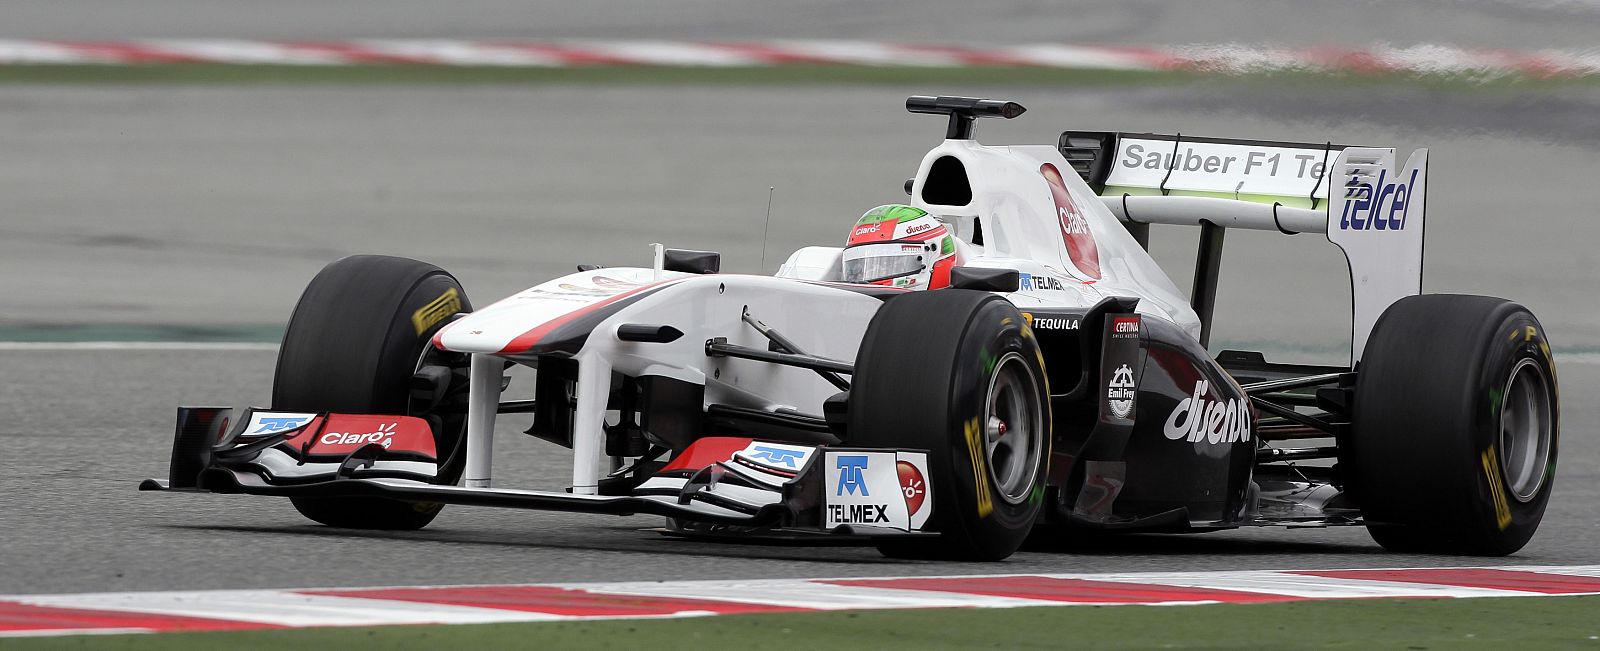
[906, 95, 1027, 140]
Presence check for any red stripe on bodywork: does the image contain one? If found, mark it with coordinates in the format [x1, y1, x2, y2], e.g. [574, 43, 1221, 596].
[823, 576, 1296, 604]
[1291, 568, 1600, 595]
[659, 437, 755, 472]
[298, 586, 801, 617]
[0, 600, 268, 633]
[497, 280, 679, 355]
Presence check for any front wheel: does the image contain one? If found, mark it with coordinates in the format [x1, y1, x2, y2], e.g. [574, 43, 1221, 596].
[848, 290, 1050, 561]
[273, 255, 473, 530]
[1343, 294, 1558, 555]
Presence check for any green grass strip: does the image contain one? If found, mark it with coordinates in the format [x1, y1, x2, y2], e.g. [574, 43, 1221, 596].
[5, 595, 1597, 650]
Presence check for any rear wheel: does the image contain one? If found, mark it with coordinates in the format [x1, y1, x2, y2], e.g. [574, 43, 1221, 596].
[1344, 294, 1558, 555]
[849, 289, 1050, 561]
[273, 255, 472, 530]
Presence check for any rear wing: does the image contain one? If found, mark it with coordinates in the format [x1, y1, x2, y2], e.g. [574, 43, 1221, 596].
[1060, 131, 1427, 364]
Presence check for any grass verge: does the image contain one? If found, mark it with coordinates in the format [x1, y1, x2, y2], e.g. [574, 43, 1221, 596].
[4, 595, 1598, 650]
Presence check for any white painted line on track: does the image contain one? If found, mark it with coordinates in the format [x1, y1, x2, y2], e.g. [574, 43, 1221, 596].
[1081, 571, 1527, 599]
[0, 342, 278, 351]
[16, 590, 561, 627]
[581, 579, 1054, 610]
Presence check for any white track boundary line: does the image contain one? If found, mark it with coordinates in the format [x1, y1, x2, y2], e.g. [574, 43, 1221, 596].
[0, 342, 277, 351]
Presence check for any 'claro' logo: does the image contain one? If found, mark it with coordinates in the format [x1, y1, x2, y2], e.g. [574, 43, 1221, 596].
[320, 422, 397, 448]
[1339, 167, 1418, 232]
[1163, 380, 1251, 444]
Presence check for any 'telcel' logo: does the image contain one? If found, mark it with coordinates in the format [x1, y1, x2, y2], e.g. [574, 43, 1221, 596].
[1339, 167, 1418, 232]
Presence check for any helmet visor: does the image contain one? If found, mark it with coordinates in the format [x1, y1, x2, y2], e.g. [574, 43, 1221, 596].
[842, 242, 927, 284]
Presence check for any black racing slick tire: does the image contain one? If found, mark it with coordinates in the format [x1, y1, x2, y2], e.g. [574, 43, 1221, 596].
[1343, 294, 1558, 556]
[273, 255, 472, 530]
[849, 289, 1050, 561]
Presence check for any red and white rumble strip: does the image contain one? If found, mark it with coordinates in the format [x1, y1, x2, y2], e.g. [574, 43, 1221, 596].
[0, 39, 1596, 78]
[4, 565, 1599, 638]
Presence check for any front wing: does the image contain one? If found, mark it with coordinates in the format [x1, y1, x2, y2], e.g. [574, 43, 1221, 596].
[142, 407, 937, 539]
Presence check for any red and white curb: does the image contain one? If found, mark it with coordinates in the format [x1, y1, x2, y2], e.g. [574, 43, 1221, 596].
[0, 39, 1595, 78]
[4, 565, 1599, 638]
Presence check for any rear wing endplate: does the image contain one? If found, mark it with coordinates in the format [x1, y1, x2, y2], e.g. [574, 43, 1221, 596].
[1060, 131, 1427, 364]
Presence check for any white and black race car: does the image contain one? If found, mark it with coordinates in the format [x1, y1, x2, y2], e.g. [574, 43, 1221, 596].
[146, 96, 1559, 561]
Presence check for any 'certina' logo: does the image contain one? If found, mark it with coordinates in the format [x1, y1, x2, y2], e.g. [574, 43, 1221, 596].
[1107, 364, 1136, 419]
[1113, 317, 1139, 334]
[321, 422, 397, 449]
[1163, 380, 1251, 444]
[835, 455, 870, 496]
[1339, 167, 1418, 232]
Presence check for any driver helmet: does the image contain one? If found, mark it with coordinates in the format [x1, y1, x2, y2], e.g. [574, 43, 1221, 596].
[842, 204, 958, 290]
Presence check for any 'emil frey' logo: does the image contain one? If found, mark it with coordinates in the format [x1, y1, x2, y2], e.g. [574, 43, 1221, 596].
[835, 455, 870, 496]
[1107, 364, 1136, 419]
[1339, 167, 1418, 232]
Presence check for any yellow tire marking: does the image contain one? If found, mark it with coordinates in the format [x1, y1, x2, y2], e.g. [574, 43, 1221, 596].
[1481, 445, 1513, 531]
[411, 287, 462, 335]
[963, 416, 994, 517]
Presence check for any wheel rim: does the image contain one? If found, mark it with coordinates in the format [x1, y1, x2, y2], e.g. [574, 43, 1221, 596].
[1498, 358, 1553, 503]
[984, 352, 1044, 503]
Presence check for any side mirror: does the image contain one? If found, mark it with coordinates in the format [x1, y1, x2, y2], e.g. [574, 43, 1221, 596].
[664, 249, 721, 274]
[950, 266, 1019, 292]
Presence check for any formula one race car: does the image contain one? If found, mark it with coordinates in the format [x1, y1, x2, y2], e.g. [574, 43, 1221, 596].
[146, 96, 1559, 561]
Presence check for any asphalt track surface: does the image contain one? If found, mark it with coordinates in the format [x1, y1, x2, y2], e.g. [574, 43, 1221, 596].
[6, 0, 1600, 50]
[0, 347, 1595, 594]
